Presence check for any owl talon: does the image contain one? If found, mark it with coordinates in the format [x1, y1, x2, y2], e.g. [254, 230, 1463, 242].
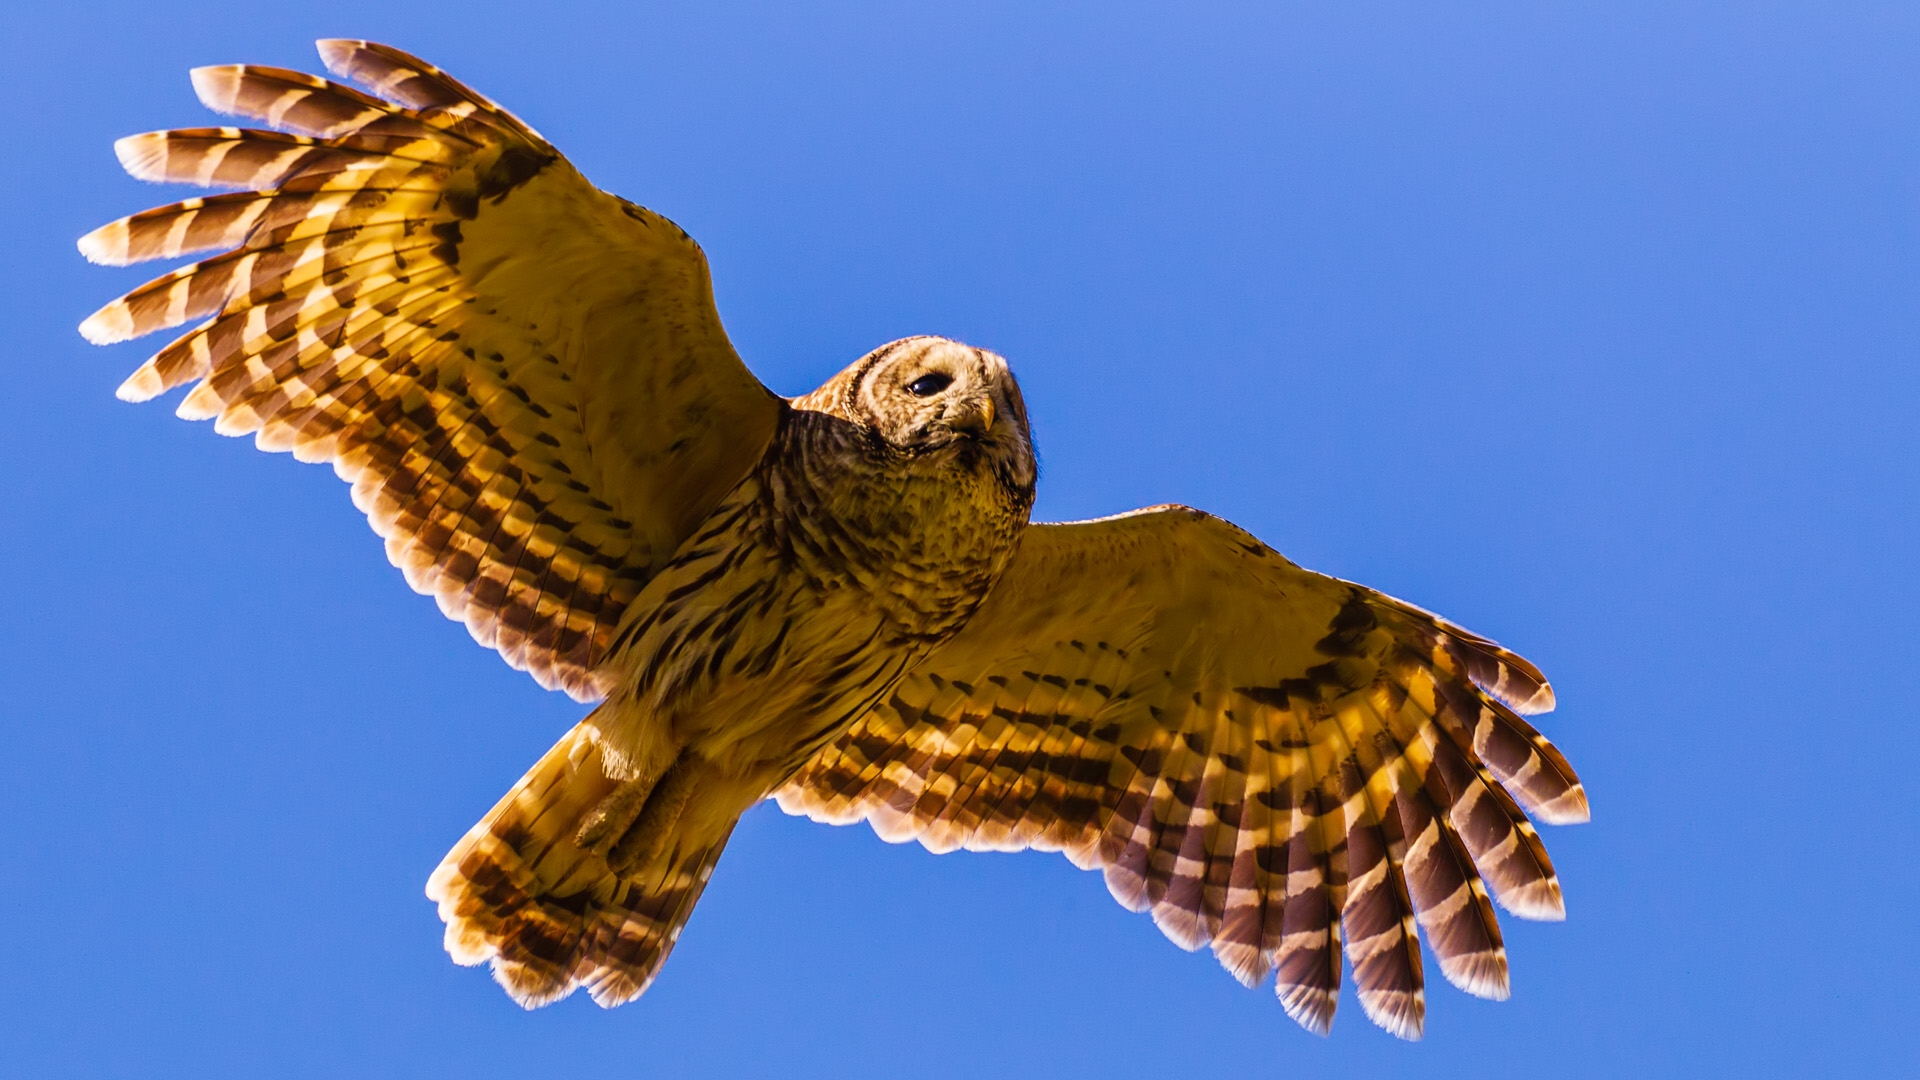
[607, 753, 704, 875]
[574, 774, 657, 852]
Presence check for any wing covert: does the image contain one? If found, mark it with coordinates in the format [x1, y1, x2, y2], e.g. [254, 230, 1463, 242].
[79, 40, 782, 701]
[778, 505, 1585, 1039]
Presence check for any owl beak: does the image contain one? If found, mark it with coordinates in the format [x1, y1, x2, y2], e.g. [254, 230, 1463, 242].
[949, 396, 996, 438]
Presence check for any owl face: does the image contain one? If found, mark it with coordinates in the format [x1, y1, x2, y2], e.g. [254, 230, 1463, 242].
[851, 336, 1036, 494]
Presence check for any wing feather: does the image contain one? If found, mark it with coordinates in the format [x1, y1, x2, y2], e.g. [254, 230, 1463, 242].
[778, 505, 1582, 1038]
[190, 63, 414, 139]
[80, 41, 782, 700]
[1276, 784, 1344, 1035]
[316, 39, 548, 147]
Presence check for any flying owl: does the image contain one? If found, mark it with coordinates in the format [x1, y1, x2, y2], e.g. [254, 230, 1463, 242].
[78, 40, 1588, 1040]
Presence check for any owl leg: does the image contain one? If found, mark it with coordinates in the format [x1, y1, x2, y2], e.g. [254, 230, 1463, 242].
[572, 771, 660, 852]
[574, 734, 680, 853]
[606, 751, 710, 875]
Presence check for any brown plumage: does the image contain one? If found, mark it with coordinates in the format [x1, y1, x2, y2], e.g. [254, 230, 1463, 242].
[778, 508, 1581, 1037]
[80, 40, 1587, 1039]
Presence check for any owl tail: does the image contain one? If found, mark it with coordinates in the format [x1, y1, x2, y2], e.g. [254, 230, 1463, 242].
[426, 718, 732, 1008]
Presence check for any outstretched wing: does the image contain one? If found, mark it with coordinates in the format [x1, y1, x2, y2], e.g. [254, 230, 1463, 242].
[777, 505, 1585, 1040]
[79, 40, 781, 701]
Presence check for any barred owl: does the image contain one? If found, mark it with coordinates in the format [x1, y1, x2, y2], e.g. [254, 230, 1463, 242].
[78, 40, 1588, 1040]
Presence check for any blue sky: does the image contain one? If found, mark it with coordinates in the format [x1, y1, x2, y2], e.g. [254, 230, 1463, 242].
[3, 2, 1914, 1076]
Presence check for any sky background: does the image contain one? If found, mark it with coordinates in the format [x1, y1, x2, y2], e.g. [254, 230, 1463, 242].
[2, 2, 1914, 1076]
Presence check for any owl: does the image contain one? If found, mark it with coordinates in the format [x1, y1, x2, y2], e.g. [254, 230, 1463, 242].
[79, 40, 1588, 1040]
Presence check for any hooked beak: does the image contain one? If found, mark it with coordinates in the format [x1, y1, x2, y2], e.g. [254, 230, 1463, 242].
[948, 395, 996, 438]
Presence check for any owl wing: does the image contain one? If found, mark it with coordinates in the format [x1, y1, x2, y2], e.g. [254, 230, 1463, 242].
[777, 505, 1586, 1040]
[79, 40, 781, 701]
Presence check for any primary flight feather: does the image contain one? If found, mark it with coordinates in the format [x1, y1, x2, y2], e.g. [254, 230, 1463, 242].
[79, 39, 1587, 1039]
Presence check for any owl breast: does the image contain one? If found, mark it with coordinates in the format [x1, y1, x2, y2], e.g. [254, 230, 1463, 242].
[594, 405, 1033, 816]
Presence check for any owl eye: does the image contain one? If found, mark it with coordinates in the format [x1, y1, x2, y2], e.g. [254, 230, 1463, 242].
[906, 373, 953, 397]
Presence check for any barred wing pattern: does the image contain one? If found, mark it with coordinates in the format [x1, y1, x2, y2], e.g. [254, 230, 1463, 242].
[79, 40, 781, 700]
[778, 506, 1586, 1040]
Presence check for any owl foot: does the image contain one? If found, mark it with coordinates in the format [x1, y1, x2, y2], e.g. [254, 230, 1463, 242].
[575, 767, 663, 852]
[606, 753, 706, 875]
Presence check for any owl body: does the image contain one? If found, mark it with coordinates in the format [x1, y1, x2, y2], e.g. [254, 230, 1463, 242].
[586, 371, 1037, 861]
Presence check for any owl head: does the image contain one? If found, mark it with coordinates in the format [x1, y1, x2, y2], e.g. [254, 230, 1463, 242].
[840, 336, 1037, 496]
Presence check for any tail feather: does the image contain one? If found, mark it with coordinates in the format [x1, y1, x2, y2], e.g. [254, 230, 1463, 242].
[427, 720, 729, 1007]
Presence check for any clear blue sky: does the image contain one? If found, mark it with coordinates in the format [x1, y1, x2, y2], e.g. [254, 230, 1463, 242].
[3, 2, 1913, 1076]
